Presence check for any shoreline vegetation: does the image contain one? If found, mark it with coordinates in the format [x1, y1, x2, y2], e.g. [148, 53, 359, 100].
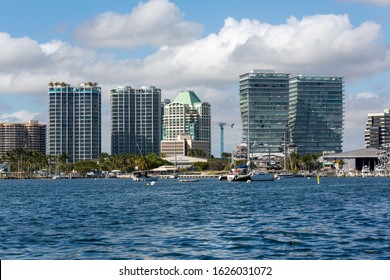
[1, 147, 387, 180]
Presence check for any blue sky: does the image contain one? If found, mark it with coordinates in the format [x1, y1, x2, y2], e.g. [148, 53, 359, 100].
[1, 0, 390, 156]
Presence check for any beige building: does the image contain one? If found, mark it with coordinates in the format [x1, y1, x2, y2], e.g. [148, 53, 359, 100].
[162, 90, 211, 157]
[0, 120, 46, 155]
[161, 134, 210, 158]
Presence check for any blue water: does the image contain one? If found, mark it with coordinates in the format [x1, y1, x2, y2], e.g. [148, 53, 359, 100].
[0, 177, 389, 260]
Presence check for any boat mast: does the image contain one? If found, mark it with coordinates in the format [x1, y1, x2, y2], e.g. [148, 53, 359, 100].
[284, 132, 287, 172]
[247, 91, 250, 161]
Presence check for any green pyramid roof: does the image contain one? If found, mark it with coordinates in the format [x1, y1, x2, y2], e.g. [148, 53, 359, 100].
[173, 90, 202, 105]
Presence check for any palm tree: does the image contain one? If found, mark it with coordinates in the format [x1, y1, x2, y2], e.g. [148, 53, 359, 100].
[187, 148, 206, 158]
[135, 156, 148, 171]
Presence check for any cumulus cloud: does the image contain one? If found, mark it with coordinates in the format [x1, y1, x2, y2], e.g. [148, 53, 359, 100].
[2, 13, 388, 95]
[74, 0, 203, 49]
[0, 34, 97, 94]
[229, 15, 389, 78]
[2, 6, 390, 153]
[0, 110, 40, 123]
[344, 91, 390, 151]
[0, 32, 43, 70]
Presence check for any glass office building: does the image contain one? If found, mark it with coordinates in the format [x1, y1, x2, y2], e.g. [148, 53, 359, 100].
[47, 82, 101, 162]
[239, 70, 290, 154]
[288, 75, 344, 154]
[110, 86, 161, 155]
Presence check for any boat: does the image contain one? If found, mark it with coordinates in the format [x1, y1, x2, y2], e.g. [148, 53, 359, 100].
[227, 161, 274, 182]
[250, 171, 274, 181]
[179, 179, 199, 182]
[275, 172, 294, 179]
[131, 171, 158, 181]
[227, 173, 252, 182]
[228, 110, 274, 182]
[218, 175, 228, 181]
[361, 165, 373, 177]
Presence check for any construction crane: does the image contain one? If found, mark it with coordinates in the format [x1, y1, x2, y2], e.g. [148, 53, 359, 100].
[212, 122, 234, 157]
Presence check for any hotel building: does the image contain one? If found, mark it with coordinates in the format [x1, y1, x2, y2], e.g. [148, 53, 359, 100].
[47, 82, 101, 162]
[110, 86, 161, 155]
[161, 90, 211, 158]
[0, 120, 46, 156]
[288, 75, 344, 154]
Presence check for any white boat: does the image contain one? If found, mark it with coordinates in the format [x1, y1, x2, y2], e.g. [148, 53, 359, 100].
[250, 171, 274, 181]
[361, 165, 373, 177]
[275, 172, 294, 179]
[179, 179, 199, 183]
[227, 161, 274, 182]
[227, 173, 251, 182]
[131, 171, 158, 181]
[227, 161, 251, 181]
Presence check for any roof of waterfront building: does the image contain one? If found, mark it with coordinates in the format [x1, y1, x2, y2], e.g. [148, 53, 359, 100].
[323, 148, 380, 159]
[162, 155, 207, 168]
[172, 90, 202, 105]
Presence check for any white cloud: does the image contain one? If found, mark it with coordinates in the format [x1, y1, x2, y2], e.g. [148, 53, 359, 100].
[74, 0, 203, 49]
[2, 13, 388, 95]
[2, 7, 390, 153]
[0, 110, 40, 123]
[0, 34, 97, 94]
[229, 14, 388, 78]
[355, 91, 379, 99]
[340, 0, 390, 6]
[344, 91, 390, 151]
[0, 32, 43, 70]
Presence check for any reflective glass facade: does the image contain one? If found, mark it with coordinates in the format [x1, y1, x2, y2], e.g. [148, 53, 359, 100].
[47, 82, 101, 162]
[288, 75, 344, 154]
[239, 70, 290, 153]
[110, 86, 161, 155]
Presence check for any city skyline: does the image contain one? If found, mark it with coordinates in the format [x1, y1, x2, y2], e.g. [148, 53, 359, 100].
[2, 0, 390, 156]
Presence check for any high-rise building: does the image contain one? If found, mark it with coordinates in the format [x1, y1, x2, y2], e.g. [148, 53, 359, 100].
[365, 109, 390, 148]
[239, 70, 290, 154]
[110, 86, 161, 155]
[162, 90, 211, 157]
[0, 120, 46, 156]
[288, 75, 344, 154]
[47, 82, 101, 162]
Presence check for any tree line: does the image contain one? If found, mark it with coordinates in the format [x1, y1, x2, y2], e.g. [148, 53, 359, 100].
[0, 147, 323, 178]
[0, 148, 172, 178]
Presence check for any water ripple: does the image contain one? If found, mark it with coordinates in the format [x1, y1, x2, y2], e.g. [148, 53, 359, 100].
[1, 177, 390, 259]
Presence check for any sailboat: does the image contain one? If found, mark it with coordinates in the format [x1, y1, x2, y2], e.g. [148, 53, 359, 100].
[227, 93, 274, 182]
[227, 161, 274, 182]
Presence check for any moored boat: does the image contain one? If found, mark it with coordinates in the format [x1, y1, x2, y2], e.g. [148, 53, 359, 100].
[179, 179, 199, 182]
[227, 161, 274, 182]
[131, 171, 158, 181]
[250, 171, 274, 181]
